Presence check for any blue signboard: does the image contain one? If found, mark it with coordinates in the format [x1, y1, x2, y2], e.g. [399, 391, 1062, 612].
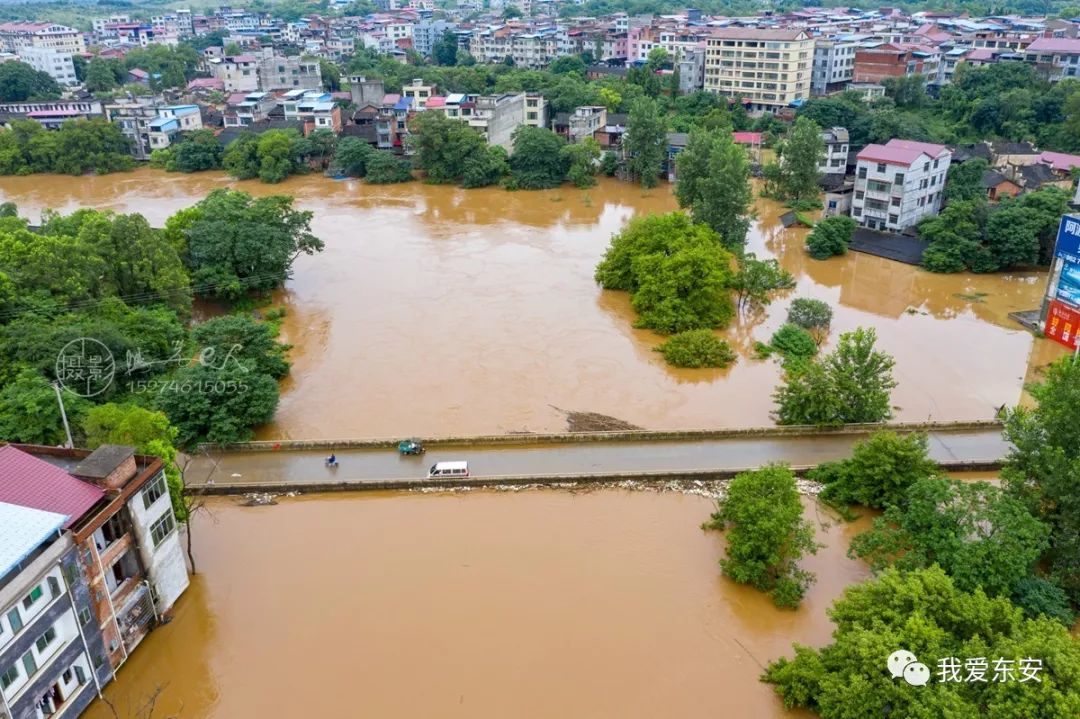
[1055, 214, 1080, 264]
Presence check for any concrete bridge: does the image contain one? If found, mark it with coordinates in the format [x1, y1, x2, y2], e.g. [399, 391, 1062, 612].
[185, 420, 1009, 495]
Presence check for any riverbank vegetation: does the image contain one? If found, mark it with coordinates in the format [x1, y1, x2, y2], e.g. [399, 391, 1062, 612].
[0, 118, 133, 175]
[766, 359, 1080, 716]
[705, 464, 819, 608]
[805, 216, 856, 260]
[919, 186, 1071, 272]
[0, 190, 321, 449]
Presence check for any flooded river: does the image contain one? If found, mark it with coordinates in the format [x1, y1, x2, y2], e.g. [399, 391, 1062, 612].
[0, 170, 1064, 437]
[81, 490, 871, 719]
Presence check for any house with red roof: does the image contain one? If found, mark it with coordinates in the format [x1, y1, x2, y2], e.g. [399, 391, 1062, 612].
[0, 443, 189, 677]
[1025, 36, 1080, 82]
[852, 138, 952, 232]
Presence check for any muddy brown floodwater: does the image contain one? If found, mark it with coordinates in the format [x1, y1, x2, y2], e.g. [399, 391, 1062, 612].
[0, 170, 1066, 438]
[80, 490, 871, 719]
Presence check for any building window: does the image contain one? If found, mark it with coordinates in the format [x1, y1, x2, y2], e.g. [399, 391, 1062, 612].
[0, 665, 18, 691]
[933, 158, 940, 168]
[35, 626, 57, 654]
[78, 607, 92, 625]
[876, 163, 886, 173]
[855, 190, 864, 199]
[888, 214, 899, 225]
[894, 172, 904, 184]
[48, 576, 61, 599]
[150, 511, 177, 548]
[22, 650, 36, 676]
[923, 162, 930, 172]
[22, 585, 43, 610]
[857, 166, 867, 179]
[891, 197, 901, 207]
[853, 207, 862, 216]
[142, 473, 167, 510]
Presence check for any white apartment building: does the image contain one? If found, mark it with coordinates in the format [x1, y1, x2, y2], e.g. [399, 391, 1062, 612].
[208, 54, 259, 93]
[0, 22, 84, 55]
[819, 126, 849, 175]
[704, 28, 814, 113]
[17, 46, 76, 85]
[811, 39, 857, 95]
[851, 139, 952, 232]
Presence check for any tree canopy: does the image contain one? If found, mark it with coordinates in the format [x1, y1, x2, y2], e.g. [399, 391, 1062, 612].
[674, 126, 752, 250]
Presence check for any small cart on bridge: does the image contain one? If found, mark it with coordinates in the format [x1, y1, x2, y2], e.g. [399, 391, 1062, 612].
[397, 439, 426, 456]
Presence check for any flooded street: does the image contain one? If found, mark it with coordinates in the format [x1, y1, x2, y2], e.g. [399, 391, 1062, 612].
[81, 490, 871, 719]
[0, 170, 1064, 438]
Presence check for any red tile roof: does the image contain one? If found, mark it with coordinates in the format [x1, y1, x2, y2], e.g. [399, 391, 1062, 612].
[0, 445, 105, 529]
[1026, 37, 1080, 54]
[423, 96, 446, 108]
[857, 138, 948, 166]
[1038, 151, 1080, 173]
[732, 131, 763, 145]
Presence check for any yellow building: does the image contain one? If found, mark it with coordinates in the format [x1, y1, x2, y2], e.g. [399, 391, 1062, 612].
[704, 28, 814, 113]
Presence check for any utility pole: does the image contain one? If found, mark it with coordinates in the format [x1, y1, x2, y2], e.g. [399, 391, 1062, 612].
[52, 382, 74, 449]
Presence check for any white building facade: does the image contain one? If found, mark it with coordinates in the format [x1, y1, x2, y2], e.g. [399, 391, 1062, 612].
[852, 139, 952, 232]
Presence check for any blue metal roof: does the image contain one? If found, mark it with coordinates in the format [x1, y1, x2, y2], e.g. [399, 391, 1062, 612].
[0, 502, 65, 577]
[394, 97, 412, 111]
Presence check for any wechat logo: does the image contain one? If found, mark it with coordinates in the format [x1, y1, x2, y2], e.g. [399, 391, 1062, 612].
[888, 649, 930, 687]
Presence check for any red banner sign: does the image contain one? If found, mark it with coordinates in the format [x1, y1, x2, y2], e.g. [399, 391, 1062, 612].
[1045, 299, 1080, 350]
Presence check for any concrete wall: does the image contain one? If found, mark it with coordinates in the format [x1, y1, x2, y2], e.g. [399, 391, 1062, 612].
[202, 419, 1003, 453]
[127, 473, 189, 615]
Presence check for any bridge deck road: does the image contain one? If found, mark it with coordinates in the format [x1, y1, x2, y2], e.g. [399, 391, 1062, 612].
[184, 429, 1008, 487]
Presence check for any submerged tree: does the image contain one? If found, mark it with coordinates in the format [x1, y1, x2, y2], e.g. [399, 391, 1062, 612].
[674, 126, 753, 250]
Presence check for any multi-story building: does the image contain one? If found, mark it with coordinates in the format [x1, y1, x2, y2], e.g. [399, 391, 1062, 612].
[0, 22, 85, 55]
[819, 126, 849, 176]
[677, 46, 706, 93]
[469, 93, 526, 150]
[224, 91, 278, 128]
[811, 39, 857, 95]
[1025, 36, 1080, 82]
[280, 89, 342, 134]
[568, 105, 606, 144]
[413, 18, 455, 57]
[851, 139, 952, 232]
[107, 102, 205, 158]
[257, 50, 322, 91]
[402, 78, 437, 106]
[853, 43, 940, 84]
[16, 47, 76, 86]
[704, 28, 814, 113]
[0, 504, 107, 719]
[208, 54, 260, 93]
[148, 105, 203, 152]
[1, 444, 190, 677]
[524, 93, 548, 129]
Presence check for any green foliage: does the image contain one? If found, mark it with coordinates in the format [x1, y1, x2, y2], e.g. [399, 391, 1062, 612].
[155, 361, 279, 446]
[728, 253, 794, 314]
[1012, 577, 1076, 626]
[805, 215, 855, 260]
[364, 151, 413, 184]
[433, 30, 459, 66]
[770, 324, 818, 361]
[706, 464, 818, 608]
[222, 130, 305, 184]
[0, 60, 60, 101]
[1002, 356, 1080, 603]
[674, 126, 752, 251]
[190, 315, 290, 380]
[178, 189, 323, 300]
[624, 96, 666, 188]
[850, 477, 1050, 599]
[773, 117, 824, 202]
[84, 57, 123, 93]
[763, 566, 1080, 719]
[561, 137, 601, 188]
[509, 125, 568, 189]
[944, 157, 990, 202]
[549, 55, 587, 76]
[786, 298, 833, 332]
[921, 188, 1070, 272]
[0, 368, 88, 445]
[810, 431, 938, 510]
[334, 136, 376, 177]
[595, 212, 736, 334]
[410, 110, 497, 185]
[461, 145, 508, 189]
[82, 403, 187, 522]
[600, 151, 618, 176]
[655, 329, 736, 369]
[774, 327, 896, 426]
[0, 118, 133, 176]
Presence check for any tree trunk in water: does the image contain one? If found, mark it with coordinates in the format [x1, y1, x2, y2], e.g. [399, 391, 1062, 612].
[185, 520, 197, 574]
